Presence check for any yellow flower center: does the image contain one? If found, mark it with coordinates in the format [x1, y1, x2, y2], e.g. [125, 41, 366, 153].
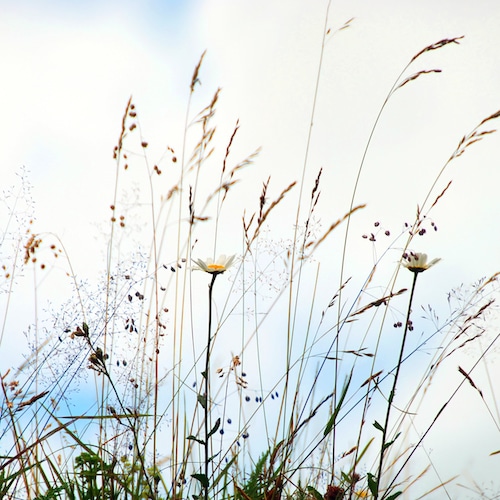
[208, 264, 225, 271]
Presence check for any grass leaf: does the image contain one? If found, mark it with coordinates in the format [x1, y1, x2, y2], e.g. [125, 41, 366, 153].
[385, 492, 403, 500]
[191, 473, 209, 489]
[197, 394, 207, 409]
[306, 485, 323, 500]
[187, 435, 206, 446]
[207, 417, 221, 439]
[367, 472, 378, 497]
[323, 374, 352, 436]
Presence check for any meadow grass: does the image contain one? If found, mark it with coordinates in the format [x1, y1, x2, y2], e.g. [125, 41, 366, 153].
[1, 12, 500, 500]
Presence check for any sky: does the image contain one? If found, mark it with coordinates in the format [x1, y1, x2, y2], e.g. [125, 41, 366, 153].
[2, 0, 500, 498]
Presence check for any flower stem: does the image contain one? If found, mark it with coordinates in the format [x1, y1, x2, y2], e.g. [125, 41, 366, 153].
[204, 273, 217, 500]
[375, 271, 419, 499]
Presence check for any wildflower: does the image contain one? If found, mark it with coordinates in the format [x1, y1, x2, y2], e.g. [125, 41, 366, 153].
[402, 251, 440, 273]
[325, 484, 346, 500]
[193, 254, 236, 275]
[354, 490, 369, 498]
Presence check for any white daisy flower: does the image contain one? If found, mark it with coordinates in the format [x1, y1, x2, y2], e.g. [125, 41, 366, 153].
[193, 254, 236, 275]
[402, 251, 441, 273]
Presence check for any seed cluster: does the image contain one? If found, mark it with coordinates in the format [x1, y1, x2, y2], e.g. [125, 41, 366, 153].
[21, 227, 63, 272]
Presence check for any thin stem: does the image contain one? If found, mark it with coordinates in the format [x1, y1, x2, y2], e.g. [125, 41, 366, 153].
[281, 0, 331, 450]
[204, 273, 217, 500]
[376, 271, 419, 499]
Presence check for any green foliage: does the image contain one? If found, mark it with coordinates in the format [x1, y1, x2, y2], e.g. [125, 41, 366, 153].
[385, 492, 403, 500]
[234, 451, 271, 499]
[197, 394, 207, 409]
[208, 418, 221, 439]
[70, 452, 120, 500]
[191, 472, 209, 489]
[35, 485, 68, 500]
[306, 485, 323, 500]
[323, 374, 352, 436]
[0, 468, 26, 498]
[35, 487, 65, 500]
[367, 472, 378, 497]
[382, 432, 401, 453]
